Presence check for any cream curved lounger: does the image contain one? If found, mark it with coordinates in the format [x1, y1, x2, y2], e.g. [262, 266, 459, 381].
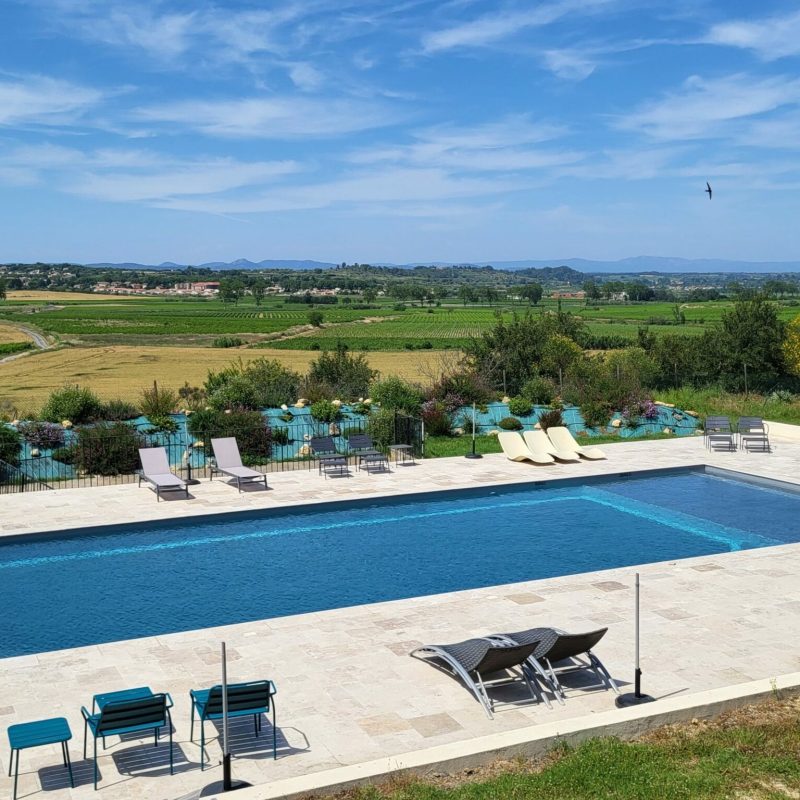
[498, 432, 554, 465]
[547, 426, 606, 460]
[524, 430, 580, 462]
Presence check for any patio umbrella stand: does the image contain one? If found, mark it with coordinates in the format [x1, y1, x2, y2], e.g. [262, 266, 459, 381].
[200, 642, 252, 795]
[616, 573, 655, 707]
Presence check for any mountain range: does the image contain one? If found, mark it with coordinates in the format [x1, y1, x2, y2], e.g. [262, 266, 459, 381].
[83, 256, 800, 274]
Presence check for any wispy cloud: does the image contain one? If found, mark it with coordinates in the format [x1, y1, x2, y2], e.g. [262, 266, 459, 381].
[420, 0, 615, 54]
[706, 10, 800, 60]
[0, 74, 104, 128]
[134, 95, 405, 139]
[616, 73, 800, 140]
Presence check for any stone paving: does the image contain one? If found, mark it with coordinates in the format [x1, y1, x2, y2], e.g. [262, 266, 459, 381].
[1, 434, 799, 799]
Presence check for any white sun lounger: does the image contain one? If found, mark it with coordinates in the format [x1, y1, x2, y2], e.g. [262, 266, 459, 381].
[546, 426, 606, 460]
[497, 432, 554, 465]
[210, 437, 268, 492]
[523, 429, 580, 462]
[138, 447, 189, 501]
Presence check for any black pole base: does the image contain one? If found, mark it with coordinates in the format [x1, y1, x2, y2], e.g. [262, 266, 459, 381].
[199, 780, 253, 795]
[615, 692, 655, 708]
[464, 452, 483, 459]
[184, 478, 202, 486]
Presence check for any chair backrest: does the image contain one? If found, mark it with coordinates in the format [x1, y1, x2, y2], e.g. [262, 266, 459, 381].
[211, 437, 243, 469]
[474, 642, 538, 675]
[541, 628, 607, 663]
[497, 431, 526, 458]
[347, 434, 375, 451]
[738, 416, 765, 433]
[705, 416, 732, 432]
[96, 694, 168, 734]
[309, 436, 337, 455]
[138, 447, 171, 475]
[200, 681, 274, 718]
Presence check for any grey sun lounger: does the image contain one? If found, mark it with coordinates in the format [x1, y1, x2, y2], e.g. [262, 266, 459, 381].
[210, 437, 268, 491]
[138, 447, 189, 501]
[705, 416, 736, 451]
[410, 638, 546, 718]
[487, 627, 618, 704]
[737, 417, 770, 452]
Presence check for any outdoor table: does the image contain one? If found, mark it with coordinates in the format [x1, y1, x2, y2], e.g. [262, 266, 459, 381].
[7, 717, 74, 800]
[389, 444, 416, 465]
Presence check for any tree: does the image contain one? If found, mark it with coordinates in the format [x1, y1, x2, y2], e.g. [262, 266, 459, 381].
[458, 284, 475, 306]
[0, 278, 6, 301]
[583, 280, 601, 301]
[308, 310, 324, 327]
[519, 283, 543, 306]
[784, 315, 800, 376]
[362, 287, 377, 304]
[541, 334, 583, 393]
[718, 294, 786, 393]
[251, 278, 266, 306]
[219, 278, 244, 304]
[307, 343, 377, 400]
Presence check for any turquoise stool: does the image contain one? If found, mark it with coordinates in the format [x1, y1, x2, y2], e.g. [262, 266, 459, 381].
[8, 717, 74, 800]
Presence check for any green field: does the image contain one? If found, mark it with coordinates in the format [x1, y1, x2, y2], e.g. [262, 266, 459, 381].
[2, 294, 798, 350]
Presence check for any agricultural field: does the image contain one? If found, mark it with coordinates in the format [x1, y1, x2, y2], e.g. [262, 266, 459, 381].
[0, 322, 32, 344]
[0, 345, 448, 411]
[4, 290, 148, 303]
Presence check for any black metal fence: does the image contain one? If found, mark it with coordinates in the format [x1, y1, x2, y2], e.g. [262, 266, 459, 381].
[0, 413, 423, 494]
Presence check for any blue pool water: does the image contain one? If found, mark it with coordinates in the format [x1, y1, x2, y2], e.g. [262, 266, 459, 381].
[2, 470, 799, 658]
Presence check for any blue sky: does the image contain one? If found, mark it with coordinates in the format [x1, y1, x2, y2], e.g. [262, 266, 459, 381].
[1, 0, 800, 265]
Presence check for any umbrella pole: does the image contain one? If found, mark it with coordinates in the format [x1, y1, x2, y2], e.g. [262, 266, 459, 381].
[222, 641, 232, 791]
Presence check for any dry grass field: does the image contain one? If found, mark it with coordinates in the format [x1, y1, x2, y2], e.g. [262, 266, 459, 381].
[0, 322, 32, 344]
[6, 290, 149, 302]
[0, 345, 450, 410]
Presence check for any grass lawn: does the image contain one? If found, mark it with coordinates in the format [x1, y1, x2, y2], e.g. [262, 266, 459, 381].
[657, 387, 800, 426]
[425, 431, 679, 458]
[342, 698, 800, 800]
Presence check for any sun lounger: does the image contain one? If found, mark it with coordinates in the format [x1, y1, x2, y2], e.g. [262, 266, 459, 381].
[138, 447, 189, 501]
[705, 415, 736, 451]
[410, 638, 545, 718]
[497, 432, 554, 465]
[524, 429, 580, 462]
[210, 437, 268, 491]
[488, 627, 618, 703]
[309, 436, 348, 478]
[347, 433, 389, 472]
[737, 417, 770, 452]
[546, 426, 606, 460]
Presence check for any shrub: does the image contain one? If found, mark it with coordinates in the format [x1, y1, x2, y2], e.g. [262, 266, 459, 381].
[308, 310, 324, 327]
[271, 427, 290, 446]
[139, 384, 178, 418]
[40, 385, 103, 424]
[187, 408, 272, 464]
[420, 399, 452, 436]
[498, 416, 523, 431]
[145, 414, 179, 433]
[18, 421, 65, 450]
[537, 409, 563, 431]
[507, 396, 533, 416]
[579, 401, 610, 429]
[178, 382, 206, 410]
[0, 424, 22, 465]
[769, 389, 794, 403]
[205, 358, 301, 410]
[366, 408, 396, 448]
[310, 399, 340, 423]
[75, 423, 145, 476]
[213, 336, 244, 348]
[51, 445, 77, 465]
[102, 399, 140, 421]
[429, 369, 493, 406]
[370, 376, 423, 412]
[520, 375, 556, 405]
[307, 344, 377, 400]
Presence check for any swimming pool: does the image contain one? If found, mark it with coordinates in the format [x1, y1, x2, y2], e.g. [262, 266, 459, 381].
[2, 468, 799, 658]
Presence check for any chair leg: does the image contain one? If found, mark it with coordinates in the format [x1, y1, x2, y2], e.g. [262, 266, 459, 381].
[190, 704, 195, 743]
[93, 736, 98, 790]
[169, 723, 174, 775]
[200, 721, 205, 771]
[7, 747, 13, 777]
[272, 703, 277, 760]
[12, 749, 18, 800]
[83, 719, 88, 760]
[253, 714, 258, 737]
[64, 742, 74, 788]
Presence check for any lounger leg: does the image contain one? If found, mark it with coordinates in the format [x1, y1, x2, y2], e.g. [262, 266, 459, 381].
[473, 671, 495, 718]
[588, 651, 620, 694]
[527, 656, 563, 706]
[522, 663, 551, 709]
[543, 658, 567, 701]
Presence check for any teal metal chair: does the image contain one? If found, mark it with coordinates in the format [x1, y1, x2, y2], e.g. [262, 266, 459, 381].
[81, 688, 173, 789]
[189, 680, 277, 769]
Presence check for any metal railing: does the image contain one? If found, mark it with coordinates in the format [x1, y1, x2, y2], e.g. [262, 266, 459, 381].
[0, 413, 423, 494]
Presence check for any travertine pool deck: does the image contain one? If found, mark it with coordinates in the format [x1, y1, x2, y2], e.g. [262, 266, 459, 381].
[2, 435, 800, 800]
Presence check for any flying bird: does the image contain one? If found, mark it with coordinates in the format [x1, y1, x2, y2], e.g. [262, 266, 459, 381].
[705, 182, 712, 200]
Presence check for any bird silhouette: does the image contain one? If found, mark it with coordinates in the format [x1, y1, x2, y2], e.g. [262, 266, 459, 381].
[705, 182, 712, 199]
